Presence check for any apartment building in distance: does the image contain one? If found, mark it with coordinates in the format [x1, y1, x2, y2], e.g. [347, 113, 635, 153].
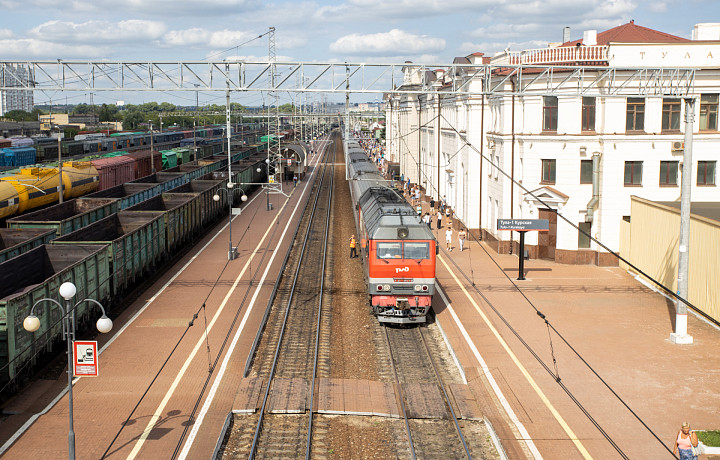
[386, 21, 720, 265]
[0, 64, 33, 116]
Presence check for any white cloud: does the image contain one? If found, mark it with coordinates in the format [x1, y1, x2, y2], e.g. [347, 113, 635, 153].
[13, 0, 261, 15]
[315, 0, 495, 21]
[30, 20, 166, 43]
[459, 39, 548, 56]
[330, 29, 445, 56]
[0, 29, 13, 39]
[647, 1, 668, 12]
[0, 38, 105, 58]
[162, 29, 259, 49]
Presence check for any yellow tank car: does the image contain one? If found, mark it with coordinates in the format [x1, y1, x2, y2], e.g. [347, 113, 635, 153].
[62, 162, 99, 199]
[0, 181, 20, 219]
[0, 162, 99, 217]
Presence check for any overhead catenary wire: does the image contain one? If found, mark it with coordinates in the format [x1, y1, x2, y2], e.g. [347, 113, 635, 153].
[398, 109, 680, 457]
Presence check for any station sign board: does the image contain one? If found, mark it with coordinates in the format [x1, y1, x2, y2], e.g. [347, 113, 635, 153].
[497, 219, 549, 231]
[73, 341, 98, 377]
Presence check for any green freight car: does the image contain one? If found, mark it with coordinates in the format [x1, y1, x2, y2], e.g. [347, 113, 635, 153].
[0, 244, 110, 387]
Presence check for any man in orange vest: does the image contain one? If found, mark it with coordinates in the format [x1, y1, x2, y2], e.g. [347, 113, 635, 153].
[349, 234, 358, 258]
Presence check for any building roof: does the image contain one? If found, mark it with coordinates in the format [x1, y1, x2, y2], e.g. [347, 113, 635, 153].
[562, 20, 690, 46]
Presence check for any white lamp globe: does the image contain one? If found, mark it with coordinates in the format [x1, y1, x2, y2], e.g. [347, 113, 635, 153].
[96, 315, 113, 334]
[227, 181, 234, 189]
[265, 158, 270, 164]
[241, 194, 248, 202]
[213, 194, 220, 202]
[24, 315, 41, 332]
[257, 167, 261, 173]
[59, 282, 76, 300]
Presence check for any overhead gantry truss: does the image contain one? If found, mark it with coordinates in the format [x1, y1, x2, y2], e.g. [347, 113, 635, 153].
[0, 60, 700, 98]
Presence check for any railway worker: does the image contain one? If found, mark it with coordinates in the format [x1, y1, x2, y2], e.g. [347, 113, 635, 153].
[349, 234, 358, 258]
[445, 226, 453, 251]
[458, 228, 467, 251]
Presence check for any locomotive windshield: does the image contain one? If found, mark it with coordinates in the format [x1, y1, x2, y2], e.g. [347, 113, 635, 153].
[404, 242, 430, 259]
[376, 241, 430, 260]
[377, 242, 402, 259]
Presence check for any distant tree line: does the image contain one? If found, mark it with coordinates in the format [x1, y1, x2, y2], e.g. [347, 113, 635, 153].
[2, 101, 271, 130]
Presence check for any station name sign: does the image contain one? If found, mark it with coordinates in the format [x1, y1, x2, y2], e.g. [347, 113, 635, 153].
[497, 219, 549, 231]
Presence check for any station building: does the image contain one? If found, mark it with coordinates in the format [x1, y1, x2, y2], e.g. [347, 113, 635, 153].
[386, 21, 720, 265]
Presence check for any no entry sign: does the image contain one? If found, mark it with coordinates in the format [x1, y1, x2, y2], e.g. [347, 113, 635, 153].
[73, 341, 98, 377]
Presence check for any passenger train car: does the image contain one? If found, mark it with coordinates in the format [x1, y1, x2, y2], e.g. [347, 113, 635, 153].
[346, 138, 436, 323]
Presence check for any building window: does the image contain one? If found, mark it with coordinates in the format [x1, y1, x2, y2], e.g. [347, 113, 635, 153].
[541, 159, 556, 184]
[626, 98, 645, 132]
[581, 97, 595, 131]
[578, 222, 591, 249]
[662, 99, 681, 131]
[624, 161, 643, 186]
[697, 161, 716, 186]
[699, 94, 718, 131]
[543, 96, 558, 132]
[659, 161, 678, 186]
[580, 160, 593, 184]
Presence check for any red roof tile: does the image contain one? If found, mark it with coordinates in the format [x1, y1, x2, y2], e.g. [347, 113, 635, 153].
[562, 20, 690, 46]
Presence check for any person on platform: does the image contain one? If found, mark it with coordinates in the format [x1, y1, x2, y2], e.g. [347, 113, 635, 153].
[436, 212, 442, 230]
[458, 228, 467, 252]
[349, 234, 358, 258]
[293, 174, 298, 187]
[673, 422, 699, 460]
[423, 212, 431, 228]
[445, 226, 453, 251]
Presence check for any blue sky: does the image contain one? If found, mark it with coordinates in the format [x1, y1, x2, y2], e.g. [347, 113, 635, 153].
[1, 0, 718, 107]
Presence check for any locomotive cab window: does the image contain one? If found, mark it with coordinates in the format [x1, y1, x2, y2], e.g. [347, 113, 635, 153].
[404, 242, 430, 260]
[377, 242, 402, 259]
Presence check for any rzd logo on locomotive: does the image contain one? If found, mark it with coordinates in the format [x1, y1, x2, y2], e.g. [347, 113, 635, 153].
[395, 267, 410, 273]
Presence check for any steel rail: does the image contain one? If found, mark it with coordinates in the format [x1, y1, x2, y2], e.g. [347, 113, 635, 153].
[248, 134, 333, 459]
[417, 327, 473, 459]
[305, 132, 335, 459]
[383, 325, 418, 460]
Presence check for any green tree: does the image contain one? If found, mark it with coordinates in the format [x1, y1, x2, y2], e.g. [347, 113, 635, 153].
[278, 103, 295, 112]
[159, 102, 176, 112]
[98, 104, 119, 122]
[3, 109, 35, 121]
[122, 110, 145, 129]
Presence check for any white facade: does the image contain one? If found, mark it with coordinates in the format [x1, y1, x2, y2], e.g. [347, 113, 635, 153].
[0, 64, 33, 116]
[387, 33, 720, 263]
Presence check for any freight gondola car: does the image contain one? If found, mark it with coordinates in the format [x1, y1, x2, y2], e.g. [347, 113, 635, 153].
[346, 138, 436, 323]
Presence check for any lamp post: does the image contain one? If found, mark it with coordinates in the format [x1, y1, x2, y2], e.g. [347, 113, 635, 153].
[23, 282, 113, 460]
[257, 158, 271, 211]
[213, 182, 247, 260]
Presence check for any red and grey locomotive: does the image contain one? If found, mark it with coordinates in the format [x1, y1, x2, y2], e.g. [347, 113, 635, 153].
[346, 139, 436, 323]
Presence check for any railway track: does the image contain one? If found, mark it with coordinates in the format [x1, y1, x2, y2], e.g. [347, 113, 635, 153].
[383, 322, 477, 459]
[218, 133, 336, 459]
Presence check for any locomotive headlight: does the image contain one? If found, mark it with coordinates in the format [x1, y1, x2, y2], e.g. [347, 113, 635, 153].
[397, 227, 409, 239]
[414, 285, 421, 291]
[383, 284, 391, 291]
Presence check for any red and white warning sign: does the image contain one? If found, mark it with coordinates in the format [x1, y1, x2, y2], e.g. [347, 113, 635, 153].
[73, 341, 98, 377]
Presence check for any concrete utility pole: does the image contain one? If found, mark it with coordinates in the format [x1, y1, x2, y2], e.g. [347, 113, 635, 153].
[671, 97, 696, 345]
